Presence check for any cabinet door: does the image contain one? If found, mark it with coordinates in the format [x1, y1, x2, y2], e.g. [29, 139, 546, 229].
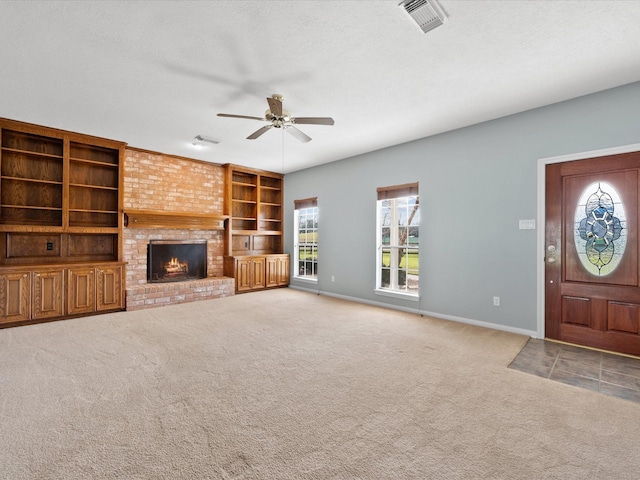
[236, 257, 266, 292]
[0, 272, 31, 323]
[277, 255, 290, 286]
[265, 256, 279, 288]
[33, 269, 64, 319]
[266, 255, 290, 288]
[236, 258, 254, 292]
[96, 264, 124, 311]
[252, 257, 266, 290]
[67, 267, 95, 315]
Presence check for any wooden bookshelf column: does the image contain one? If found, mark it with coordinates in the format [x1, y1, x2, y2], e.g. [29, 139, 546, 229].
[0, 118, 126, 327]
[223, 164, 289, 293]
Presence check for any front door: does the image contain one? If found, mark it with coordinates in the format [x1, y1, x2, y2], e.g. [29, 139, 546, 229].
[545, 151, 640, 356]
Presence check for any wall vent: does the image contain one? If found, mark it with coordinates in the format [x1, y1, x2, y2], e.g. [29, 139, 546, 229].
[400, 0, 447, 34]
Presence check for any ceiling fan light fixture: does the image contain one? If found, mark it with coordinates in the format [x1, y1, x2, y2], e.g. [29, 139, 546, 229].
[400, 0, 447, 34]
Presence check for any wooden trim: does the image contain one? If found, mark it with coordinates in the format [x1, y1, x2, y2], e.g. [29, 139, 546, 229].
[377, 182, 419, 200]
[294, 197, 318, 209]
[0, 261, 126, 273]
[117, 144, 125, 261]
[125, 146, 224, 167]
[0, 117, 126, 149]
[124, 210, 229, 230]
[224, 163, 284, 178]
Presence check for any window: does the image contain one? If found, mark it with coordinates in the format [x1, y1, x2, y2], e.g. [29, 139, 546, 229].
[294, 197, 318, 280]
[574, 181, 626, 276]
[376, 183, 419, 295]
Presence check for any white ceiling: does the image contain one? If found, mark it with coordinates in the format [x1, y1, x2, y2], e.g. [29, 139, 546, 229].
[2, 1, 640, 173]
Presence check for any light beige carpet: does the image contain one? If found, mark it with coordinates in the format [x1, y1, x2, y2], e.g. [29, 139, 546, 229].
[1, 288, 639, 479]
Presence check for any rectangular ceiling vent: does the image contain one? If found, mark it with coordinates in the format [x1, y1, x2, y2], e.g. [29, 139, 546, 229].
[400, 0, 447, 34]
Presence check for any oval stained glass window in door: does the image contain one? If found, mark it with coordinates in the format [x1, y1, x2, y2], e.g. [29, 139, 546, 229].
[574, 181, 626, 276]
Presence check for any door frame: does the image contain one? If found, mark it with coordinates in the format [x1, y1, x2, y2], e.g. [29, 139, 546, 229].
[536, 142, 640, 340]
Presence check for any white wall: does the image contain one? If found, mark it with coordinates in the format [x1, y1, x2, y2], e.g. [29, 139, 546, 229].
[284, 82, 640, 335]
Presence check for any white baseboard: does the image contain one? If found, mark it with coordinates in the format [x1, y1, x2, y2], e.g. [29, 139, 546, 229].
[288, 285, 537, 338]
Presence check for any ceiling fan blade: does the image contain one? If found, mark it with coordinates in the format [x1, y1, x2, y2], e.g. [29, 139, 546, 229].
[291, 117, 335, 126]
[247, 125, 272, 140]
[285, 125, 312, 143]
[267, 96, 283, 117]
[217, 113, 265, 121]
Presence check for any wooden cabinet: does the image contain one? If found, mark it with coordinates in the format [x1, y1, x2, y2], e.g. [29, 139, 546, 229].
[68, 263, 124, 314]
[0, 263, 125, 326]
[224, 164, 289, 292]
[96, 264, 124, 311]
[0, 119, 126, 327]
[67, 263, 124, 315]
[235, 256, 266, 293]
[266, 254, 289, 288]
[67, 266, 96, 315]
[32, 268, 64, 320]
[0, 268, 65, 324]
[0, 271, 31, 324]
[225, 255, 288, 293]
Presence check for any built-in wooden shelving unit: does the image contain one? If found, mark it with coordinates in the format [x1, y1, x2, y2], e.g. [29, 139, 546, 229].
[0, 118, 126, 327]
[223, 164, 289, 293]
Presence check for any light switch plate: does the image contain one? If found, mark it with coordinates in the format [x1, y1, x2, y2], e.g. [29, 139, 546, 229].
[519, 219, 536, 230]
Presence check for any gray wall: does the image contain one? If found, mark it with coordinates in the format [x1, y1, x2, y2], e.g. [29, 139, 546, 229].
[284, 81, 640, 334]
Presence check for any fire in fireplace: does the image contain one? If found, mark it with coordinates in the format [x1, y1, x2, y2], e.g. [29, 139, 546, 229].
[147, 239, 207, 283]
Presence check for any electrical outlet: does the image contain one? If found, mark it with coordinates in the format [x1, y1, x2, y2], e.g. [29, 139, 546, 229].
[493, 296, 500, 307]
[331, 275, 335, 282]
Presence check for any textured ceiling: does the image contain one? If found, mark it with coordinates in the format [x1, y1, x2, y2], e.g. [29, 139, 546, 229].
[2, 1, 640, 173]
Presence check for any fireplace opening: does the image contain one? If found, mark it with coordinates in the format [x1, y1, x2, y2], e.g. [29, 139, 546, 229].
[147, 239, 207, 283]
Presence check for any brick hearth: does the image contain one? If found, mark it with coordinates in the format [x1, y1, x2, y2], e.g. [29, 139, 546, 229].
[125, 277, 234, 311]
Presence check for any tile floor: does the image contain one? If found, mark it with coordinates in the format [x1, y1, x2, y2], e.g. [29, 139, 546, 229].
[508, 338, 640, 404]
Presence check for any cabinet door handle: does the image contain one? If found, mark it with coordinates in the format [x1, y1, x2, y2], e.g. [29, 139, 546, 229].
[35, 273, 41, 277]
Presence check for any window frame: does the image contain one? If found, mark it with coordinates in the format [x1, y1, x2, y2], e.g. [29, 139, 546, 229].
[375, 183, 420, 300]
[294, 197, 318, 282]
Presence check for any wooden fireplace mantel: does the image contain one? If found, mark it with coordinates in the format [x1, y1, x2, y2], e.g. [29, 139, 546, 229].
[124, 210, 229, 230]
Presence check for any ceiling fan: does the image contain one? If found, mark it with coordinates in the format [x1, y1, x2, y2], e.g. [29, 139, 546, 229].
[217, 94, 334, 143]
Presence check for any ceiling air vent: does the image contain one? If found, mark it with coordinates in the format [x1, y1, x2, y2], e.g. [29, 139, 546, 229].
[194, 135, 219, 145]
[400, 0, 447, 34]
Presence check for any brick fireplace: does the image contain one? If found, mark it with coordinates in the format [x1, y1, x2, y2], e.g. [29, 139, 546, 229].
[122, 149, 235, 311]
